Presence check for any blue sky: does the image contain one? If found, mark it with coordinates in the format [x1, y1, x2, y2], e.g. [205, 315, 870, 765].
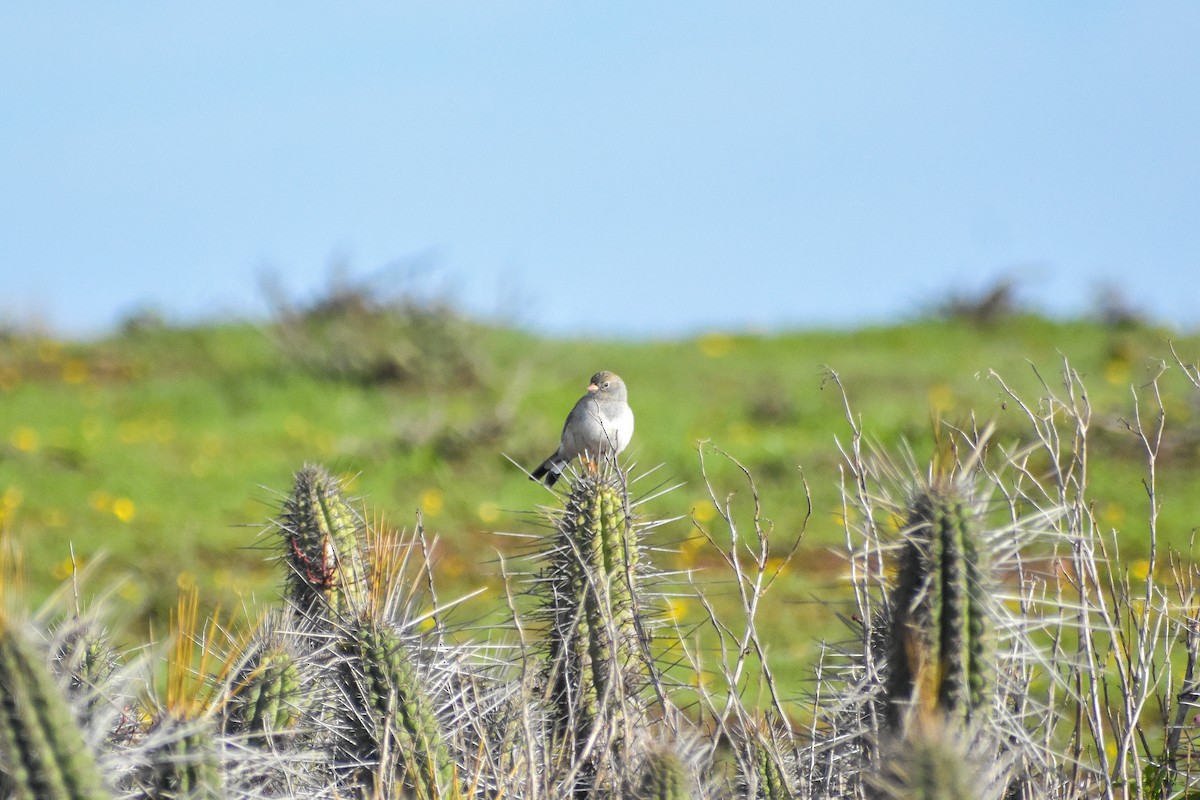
[2, 4, 1197, 338]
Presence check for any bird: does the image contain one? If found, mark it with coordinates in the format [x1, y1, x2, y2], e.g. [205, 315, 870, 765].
[530, 371, 634, 487]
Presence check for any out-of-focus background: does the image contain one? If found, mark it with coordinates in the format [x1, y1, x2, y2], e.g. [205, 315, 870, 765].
[3, 3, 1198, 336]
[2, 4, 1198, 685]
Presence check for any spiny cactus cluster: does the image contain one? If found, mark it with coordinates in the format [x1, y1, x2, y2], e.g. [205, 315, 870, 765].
[538, 466, 651, 790]
[221, 623, 307, 741]
[278, 463, 371, 620]
[332, 617, 462, 799]
[883, 486, 992, 728]
[635, 748, 692, 800]
[0, 617, 112, 800]
[4, 359, 1200, 798]
[129, 713, 224, 800]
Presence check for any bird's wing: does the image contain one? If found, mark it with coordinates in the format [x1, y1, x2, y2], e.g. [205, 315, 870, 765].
[560, 395, 605, 459]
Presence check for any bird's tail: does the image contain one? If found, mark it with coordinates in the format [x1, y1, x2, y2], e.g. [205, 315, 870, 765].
[530, 459, 562, 487]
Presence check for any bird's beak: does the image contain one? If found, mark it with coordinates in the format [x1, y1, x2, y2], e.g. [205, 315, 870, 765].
[587, 383, 599, 393]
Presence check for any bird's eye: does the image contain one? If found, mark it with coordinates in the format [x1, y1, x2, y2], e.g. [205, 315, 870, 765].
[602, 381, 610, 388]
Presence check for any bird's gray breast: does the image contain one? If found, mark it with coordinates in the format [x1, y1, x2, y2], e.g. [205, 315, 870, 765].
[560, 396, 632, 459]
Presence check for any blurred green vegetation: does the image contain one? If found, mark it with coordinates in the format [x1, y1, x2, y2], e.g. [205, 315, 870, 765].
[1, 298, 1198, 694]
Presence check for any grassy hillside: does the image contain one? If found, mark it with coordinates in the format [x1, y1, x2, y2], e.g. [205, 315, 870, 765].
[2, 306, 1198, 687]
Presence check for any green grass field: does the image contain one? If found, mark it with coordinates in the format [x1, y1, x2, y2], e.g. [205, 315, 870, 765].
[2, 307, 1198, 691]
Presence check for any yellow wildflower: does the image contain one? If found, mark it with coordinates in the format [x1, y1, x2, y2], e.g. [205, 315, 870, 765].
[112, 497, 136, 522]
[11, 427, 39, 453]
[421, 488, 444, 517]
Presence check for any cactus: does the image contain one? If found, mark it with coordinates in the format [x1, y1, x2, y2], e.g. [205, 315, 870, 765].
[635, 748, 692, 800]
[750, 742, 792, 800]
[539, 464, 651, 789]
[884, 485, 991, 729]
[726, 720, 796, 800]
[0, 619, 112, 800]
[132, 713, 225, 800]
[871, 735, 979, 800]
[221, 628, 308, 742]
[51, 613, 114, 682]
[870, 718, 1012, 800]
[48, 613, 123, 732]
[334, 617, 462, 800]
[121, 587, 228, 799]
[276, 464, 371, 621]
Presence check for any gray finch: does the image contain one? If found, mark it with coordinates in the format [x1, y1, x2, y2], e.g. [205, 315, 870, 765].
[531, 371, 634, 487]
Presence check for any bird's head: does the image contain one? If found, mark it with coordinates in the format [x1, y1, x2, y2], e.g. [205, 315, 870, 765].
[587, 371, 625, 398]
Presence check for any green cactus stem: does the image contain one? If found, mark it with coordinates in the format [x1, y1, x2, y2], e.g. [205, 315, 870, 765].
[49, 613, 121, 729]
[222, 637, 306, 741]
[335, 618, 462, 800]
[278, 464, 371, 621]
[751, 742, 792, 800]
[0, 619, 112, 800]
[885, 486, 991, 728]
[871, 718, 1010, 800]
[134, 713, 225, 800]
[635, 749, 691, 800]
[540, 466, 651, 793]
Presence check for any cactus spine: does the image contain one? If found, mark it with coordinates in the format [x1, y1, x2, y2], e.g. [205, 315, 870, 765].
[541, 465, 650, 792]
[885, 486, 991, 729]
[635, 749, 691, 800]
[134, 715, 225, 800]
[278, 464, 371, 620]
[127, 588, 226, 800]
[871, 728, 990, 800]
[749, 741, 792, 800]
[222, 636, 305, 740]
[49, 613, 121, 731]
[335, 618, 462, 800]
[0, 620, 112, 800]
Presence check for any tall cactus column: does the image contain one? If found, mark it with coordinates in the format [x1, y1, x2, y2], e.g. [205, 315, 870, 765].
[275, 465, 464, 799]
[540, 464, 651, 793]
[277, 464, 371, 621]
[334, 618, 462, 800]
[884, 485, 992, 729]
[0, 619, 111, 800]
